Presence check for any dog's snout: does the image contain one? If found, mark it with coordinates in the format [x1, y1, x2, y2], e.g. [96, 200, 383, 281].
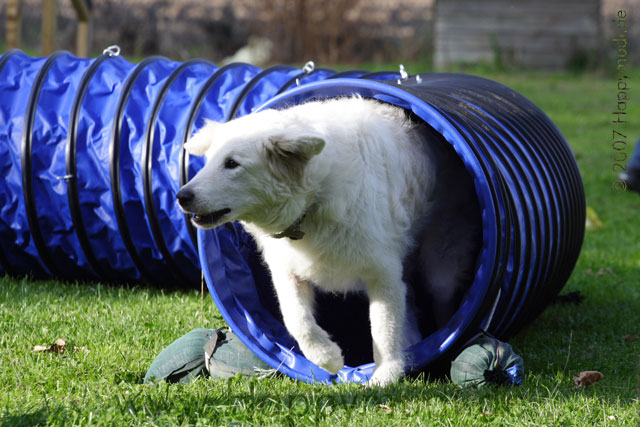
[176, 187, 195, 207]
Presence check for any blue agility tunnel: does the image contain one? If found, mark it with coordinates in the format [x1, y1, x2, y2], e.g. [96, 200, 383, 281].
[0, 49, 585, 383]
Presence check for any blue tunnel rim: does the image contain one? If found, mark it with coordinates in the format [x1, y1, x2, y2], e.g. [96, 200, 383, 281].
[389, 82, 513, 340]
[66, 51, 116, 282]
[21, 50, 69, 279]
[413, 85, 539, 338]
[0, 48, 23, 275]
[198, 76, 504, 383]
[392, 96, 510, 364]
[142, 58, 214, 285]
[109, 55, 167, 285]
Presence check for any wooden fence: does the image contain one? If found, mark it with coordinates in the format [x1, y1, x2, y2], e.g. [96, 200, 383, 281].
[434, 0, 601, 69]
[5, 0, 92, 57]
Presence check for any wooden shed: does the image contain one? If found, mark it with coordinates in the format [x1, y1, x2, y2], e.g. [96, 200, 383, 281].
[434, 0, 601, 69]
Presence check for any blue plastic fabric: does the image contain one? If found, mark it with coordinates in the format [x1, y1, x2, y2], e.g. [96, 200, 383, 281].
[506, 364, 523, 385]
[0, 50, 584, 384]
[143, 59, 219, 284]
[74, 55, 138, 281]
[0, 51, 262, 286]
[0, 51, 51, 277]
[112, 57, 182, 284]
[30, 53, 95, 279]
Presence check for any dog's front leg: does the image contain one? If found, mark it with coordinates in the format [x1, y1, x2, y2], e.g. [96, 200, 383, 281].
[364, 267, 407, 387]
[271, 270, 344, 375]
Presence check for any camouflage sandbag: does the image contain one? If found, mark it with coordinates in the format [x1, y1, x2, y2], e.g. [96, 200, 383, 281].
[205, 329, 271, 379]
[144, 328, 271, 384]
[144, 328, 219, 384]
[450, 335, 524, 388]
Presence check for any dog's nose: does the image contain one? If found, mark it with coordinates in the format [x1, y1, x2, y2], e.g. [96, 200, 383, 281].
[176, 187, 194, 206]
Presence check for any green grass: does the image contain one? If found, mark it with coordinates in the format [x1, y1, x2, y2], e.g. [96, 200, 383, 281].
[1, 69, 640, 425]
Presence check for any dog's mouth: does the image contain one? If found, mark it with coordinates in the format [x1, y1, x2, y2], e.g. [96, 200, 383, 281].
[190, 208, 232, 228]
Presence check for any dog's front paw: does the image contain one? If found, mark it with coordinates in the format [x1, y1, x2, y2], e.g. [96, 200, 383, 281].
[365, 361, 404, 387]
[301, 339, 344, 375]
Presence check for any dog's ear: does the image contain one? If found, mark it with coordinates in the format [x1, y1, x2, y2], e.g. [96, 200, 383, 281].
[269, 136, 326, 160]
[265, 136, 325, 180]
[184, 120, 222, 156]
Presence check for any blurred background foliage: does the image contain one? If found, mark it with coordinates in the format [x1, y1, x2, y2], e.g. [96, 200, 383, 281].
[1, 0, 639, 71]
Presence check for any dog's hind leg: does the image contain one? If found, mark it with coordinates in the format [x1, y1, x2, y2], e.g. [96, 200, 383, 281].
[270, 270, 344, 376]
[364, 260, 408, 387]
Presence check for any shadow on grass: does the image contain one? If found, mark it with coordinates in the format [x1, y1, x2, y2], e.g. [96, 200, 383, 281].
[121, 371, 632, 425]
[3, 373, 627, 425]
[1, 406, 65, 427]
[113, 371, 146, 385]
[0, 274, 199, 302]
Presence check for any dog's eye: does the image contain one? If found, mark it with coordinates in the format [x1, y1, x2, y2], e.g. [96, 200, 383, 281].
[224, 158, 240, 169]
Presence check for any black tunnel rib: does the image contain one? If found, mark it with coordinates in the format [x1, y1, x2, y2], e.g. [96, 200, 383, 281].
[0, 49, 21, 275]
[21, 51, 67, 278]
[142, 59, 211, 285]
[66, 53, 113, 281]
[109, 56, 165, 284]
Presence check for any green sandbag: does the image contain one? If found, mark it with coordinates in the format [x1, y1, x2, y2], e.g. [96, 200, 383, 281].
[144, 328, 218, 384]
[144, 328, 272, 384]
[206, 330, 271, 379]
[450, 335, 524, 388]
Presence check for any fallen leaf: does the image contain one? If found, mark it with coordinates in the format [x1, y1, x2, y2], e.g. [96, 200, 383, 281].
[573, 370, 604, 387]
[51, 339, 67, 354]
[377, 404, 392, 414]
[624, 334, 638, 343]
[31, 339, 71, 354]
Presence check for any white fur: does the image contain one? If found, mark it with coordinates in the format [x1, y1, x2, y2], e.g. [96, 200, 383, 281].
[179, 97, 434, 386]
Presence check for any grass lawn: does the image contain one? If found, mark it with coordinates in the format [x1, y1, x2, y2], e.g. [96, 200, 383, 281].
[1, 67, 639, 426]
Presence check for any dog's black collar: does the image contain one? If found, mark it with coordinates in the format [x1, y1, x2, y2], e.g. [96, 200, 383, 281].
[271, 213, 307, 240]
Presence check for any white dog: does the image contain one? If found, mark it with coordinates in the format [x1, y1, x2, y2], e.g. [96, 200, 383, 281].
[177, 97, 478, 386]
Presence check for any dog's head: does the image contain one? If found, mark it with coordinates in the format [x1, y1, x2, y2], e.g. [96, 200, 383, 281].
[177, 110, 325, 231]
